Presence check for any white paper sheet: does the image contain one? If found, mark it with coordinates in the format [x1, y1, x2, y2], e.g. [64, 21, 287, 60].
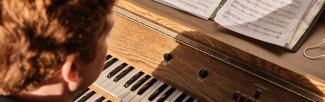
[214, 0, 314, 46]
[154, 0, 222, 19]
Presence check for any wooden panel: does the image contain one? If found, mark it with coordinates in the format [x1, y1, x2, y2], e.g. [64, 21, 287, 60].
[105, 13, 314, 102]
[114, 0, 325, 96]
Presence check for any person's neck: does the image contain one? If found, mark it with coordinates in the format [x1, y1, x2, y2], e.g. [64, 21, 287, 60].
[15, 82, 73, 102]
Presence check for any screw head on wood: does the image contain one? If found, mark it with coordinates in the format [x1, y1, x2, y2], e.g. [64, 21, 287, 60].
[163, 53, 173, 62]
[197, 69, 209, 79]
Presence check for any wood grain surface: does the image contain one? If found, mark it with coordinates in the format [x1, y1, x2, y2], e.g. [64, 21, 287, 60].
[89, 84, 120, 102]
[114, 0, 325, 97]
[101, 13, 317, 102]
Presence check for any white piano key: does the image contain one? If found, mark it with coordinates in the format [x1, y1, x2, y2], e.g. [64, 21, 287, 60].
[165, 90, 181, 102]
[104, 56, 114, 65]
[114, 85, 135, 99]
[98, 57, 117, 74]
[74, 90, 91, 102]
[86, 93, 100, 102]
[99, 62, 126, 88]
[93, 96, 106, 102]
[169, 92, 184, 102]
[97, 77, 114, 92]
[95, 65, 128, 98]
[182, 96, 190, 102]
[121, 94, 135, 102]
[98, 60, 123, 80]
[101, 66, 128, 95]
[75, 90, 96, 102]
[115, 72, 146, 98]
[139, 81, 165, 102]
[102, 66, 134, 93]
[103, 99, 112, 102]
[152, 86, 172, 102]
[130, 80, 162, 102]
[121, 76, 153, 102]
[110, 70, 138, 94]
[94, 60, 124, 85]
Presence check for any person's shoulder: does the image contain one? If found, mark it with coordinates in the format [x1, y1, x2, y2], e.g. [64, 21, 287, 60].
[0, 96, 21, 102]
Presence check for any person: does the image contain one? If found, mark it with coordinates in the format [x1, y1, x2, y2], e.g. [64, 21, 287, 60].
[0, 0, 115, 102]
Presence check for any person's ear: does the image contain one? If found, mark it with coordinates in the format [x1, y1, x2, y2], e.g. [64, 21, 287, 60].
[61, 54, 80, 91]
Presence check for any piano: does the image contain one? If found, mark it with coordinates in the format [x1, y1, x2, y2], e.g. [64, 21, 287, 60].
[74, 55, 198, 102]
[74, 0, 325, 102]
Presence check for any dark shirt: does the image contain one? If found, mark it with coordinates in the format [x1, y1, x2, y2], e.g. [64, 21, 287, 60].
[0, 96, 20, 102]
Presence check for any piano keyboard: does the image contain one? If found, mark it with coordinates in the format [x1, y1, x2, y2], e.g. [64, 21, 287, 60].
[74, 54, 198, 102]
[74, 88, 112, 102]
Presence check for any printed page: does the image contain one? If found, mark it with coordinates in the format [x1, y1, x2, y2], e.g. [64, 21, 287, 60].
[214, 0, 314, 46]
[154, 0, 222, 19]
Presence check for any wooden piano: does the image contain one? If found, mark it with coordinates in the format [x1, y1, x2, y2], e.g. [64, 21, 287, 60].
[74, 0, 325, 102]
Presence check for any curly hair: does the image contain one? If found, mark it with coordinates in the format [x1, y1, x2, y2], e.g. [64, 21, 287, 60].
[0, 0, 114, 95]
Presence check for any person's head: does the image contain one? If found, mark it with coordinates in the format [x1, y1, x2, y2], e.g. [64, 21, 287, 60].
[0, 0, 115, 97]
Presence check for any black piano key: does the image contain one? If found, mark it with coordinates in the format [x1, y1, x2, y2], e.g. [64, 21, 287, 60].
[131, 75, 151, 91]
[137, 78, 158, 95]
[106, 100, 112, 102]
[175, 93, 187, 102]
[148, 84, 168, 101]
[105, 55, 112, 61]
[124, 72, 144, 88]
[156, 88, 175, 102]
[186, 97, 194, 102]
[77, 91, 95, 102]
[73, 88, 89, 100]
[94, 96, 105, 102]
[107, 63, 127, 78]
[103, 58, 118, 70]
[114, 66, 134, 82]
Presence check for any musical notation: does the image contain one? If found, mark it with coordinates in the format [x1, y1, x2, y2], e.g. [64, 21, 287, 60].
[155, 0, 222, 19]
[223, 10, 281, 38]
[214, 0, 314, 46]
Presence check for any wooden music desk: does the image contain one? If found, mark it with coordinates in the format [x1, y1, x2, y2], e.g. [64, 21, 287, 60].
[95, 0, 325, 101]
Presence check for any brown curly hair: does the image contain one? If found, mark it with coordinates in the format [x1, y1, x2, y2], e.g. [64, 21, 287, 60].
[0, 0, 114, 95]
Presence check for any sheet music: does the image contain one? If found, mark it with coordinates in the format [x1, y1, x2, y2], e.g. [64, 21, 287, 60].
[154, 0, 222, 19]
[214, 0, 314, 46]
